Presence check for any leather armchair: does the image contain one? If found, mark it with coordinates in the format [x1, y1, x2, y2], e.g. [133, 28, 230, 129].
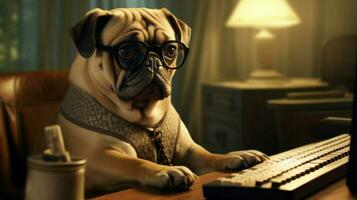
[0, 71, 69, 199]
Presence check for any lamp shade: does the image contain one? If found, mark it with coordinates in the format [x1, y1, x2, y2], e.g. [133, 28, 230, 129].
[226, 0, 301, 28]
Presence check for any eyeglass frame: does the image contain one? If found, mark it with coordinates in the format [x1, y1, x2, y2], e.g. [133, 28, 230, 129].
[95, 40, 189, 70]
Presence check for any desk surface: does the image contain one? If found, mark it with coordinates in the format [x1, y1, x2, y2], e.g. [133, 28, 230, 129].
[92, 172, 356, 200]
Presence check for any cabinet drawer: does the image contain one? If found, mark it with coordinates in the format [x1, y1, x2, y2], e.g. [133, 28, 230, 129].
[203, 120, 242, 153]
[202, 88, 240, 115]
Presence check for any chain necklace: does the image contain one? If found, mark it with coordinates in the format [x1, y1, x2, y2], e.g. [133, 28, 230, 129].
[150, 128, 172, 166]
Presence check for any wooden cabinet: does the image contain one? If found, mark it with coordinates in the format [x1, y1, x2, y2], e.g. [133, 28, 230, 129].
[202, 79, 328, 155]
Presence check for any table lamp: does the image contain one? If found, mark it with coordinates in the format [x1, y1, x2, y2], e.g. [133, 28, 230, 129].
[226, 0, 301, 83]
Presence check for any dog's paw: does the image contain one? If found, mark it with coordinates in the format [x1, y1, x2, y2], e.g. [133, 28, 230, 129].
[214, 150, 269, 171]
[144, 165, 198, 190]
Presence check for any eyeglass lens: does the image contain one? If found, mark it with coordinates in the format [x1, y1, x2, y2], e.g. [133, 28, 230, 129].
[116, 42, 147, 70]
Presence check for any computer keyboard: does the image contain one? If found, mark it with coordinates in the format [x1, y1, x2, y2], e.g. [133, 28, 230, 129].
[203, 134, 350, 200]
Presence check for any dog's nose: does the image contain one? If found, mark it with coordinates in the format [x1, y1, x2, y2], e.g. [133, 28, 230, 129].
[146, 52, 163, 71]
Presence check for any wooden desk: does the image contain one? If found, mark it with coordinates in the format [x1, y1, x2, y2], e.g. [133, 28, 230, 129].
[92, 172, 356, 200]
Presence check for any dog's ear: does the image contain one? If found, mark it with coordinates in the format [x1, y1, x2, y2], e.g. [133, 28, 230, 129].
[70, 8, 111, 58]
[161, 8, 191, 46]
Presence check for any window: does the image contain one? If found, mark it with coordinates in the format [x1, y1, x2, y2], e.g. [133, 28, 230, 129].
[0, 1, 19, 71]
[0, 0, 157, 72]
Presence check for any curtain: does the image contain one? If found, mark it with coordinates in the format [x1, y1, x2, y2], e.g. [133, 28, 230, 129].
[171, 0, 253, 142]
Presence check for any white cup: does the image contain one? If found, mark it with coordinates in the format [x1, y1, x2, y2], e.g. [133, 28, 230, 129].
[25, 155, 86, 200]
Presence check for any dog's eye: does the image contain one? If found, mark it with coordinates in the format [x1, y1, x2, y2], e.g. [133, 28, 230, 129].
[164, 45, 178, 60]
[118, 46, 135, 60]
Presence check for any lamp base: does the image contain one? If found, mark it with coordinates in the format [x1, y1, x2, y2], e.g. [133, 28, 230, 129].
[247, 69, 289, 85]
[247, 29, 289, 85]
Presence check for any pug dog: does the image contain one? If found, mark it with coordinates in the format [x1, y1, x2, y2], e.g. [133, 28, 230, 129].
[57, 7, 268, 192]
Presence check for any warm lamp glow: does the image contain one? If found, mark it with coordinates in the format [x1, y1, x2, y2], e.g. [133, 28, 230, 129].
[226, 0, 301, 28]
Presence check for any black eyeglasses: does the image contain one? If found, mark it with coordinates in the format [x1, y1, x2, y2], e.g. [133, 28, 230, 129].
[96, 41, 189, 70]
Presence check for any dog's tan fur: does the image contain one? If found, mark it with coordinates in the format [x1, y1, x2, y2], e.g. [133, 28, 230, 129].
[58, 8, 267, 192]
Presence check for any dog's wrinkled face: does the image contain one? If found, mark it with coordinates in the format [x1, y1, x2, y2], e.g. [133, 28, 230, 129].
[117, 46, 173, 108]
[70, 8, 191, 110]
